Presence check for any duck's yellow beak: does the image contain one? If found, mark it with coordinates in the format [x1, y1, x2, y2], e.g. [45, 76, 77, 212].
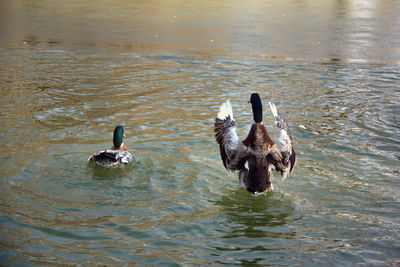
[123, 134, 126, 138]
[248, 100, 251, 103]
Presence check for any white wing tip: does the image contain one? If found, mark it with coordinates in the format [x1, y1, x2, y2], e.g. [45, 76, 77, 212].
[269, 102, 278, 118]
[217, 100, 234, 120]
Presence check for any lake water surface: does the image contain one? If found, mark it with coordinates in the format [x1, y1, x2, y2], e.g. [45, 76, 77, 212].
[1, 0, 400, 265]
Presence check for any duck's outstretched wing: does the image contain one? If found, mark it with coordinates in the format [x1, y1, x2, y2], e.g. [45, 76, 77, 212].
[269, 102, 296, 179]
[214, 100, 250, 171]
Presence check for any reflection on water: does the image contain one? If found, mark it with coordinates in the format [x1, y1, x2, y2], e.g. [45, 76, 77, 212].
[1, 0, 400, 265]
[1, 0, 399, 62]
[217, 190, 295, 231]
[214, 190, 299, 259]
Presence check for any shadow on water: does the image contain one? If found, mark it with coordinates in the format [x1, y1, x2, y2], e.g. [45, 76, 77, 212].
[208, 189, 302, 266]
[215, 189, 298, 239]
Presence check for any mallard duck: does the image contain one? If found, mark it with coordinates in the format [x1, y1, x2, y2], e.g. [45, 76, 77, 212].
[88, 125, 133, 169]
[214, 93, 296, 194]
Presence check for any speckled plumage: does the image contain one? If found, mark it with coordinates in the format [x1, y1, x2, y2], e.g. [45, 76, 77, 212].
[88, 149, 132, 169]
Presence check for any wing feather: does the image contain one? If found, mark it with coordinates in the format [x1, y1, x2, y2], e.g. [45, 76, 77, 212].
[215, 101, 249, 171]
[269, 102, 297, 179]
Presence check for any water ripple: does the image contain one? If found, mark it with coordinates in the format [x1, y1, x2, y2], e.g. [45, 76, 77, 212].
[1, 49, 400, 265]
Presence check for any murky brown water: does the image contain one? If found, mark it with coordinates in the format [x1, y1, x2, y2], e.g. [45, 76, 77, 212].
[1, 0, 400, 265]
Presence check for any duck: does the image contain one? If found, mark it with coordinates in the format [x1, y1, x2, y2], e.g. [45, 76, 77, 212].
[88, 125, 133, 169]
[214, 93, 296, 194]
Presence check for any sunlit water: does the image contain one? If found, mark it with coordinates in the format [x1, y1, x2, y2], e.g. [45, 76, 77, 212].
[1, 0, 400, 265]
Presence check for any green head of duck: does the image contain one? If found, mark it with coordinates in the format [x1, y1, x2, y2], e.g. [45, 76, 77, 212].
[113, 125, 125, 149]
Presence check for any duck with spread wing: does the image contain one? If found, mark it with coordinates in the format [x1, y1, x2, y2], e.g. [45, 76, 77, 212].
[214, 93, 296, 194]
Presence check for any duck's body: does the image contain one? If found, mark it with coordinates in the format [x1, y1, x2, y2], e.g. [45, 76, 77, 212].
[88, 149, 132, 169]
[88, 125, 133, 169]
[214, 93, 296, 194]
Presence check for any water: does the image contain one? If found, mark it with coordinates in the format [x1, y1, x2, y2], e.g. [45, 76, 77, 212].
[1, 0, 400, 265]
